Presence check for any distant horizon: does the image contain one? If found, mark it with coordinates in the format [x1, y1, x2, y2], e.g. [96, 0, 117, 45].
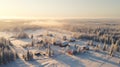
[0, 16, 120, 20]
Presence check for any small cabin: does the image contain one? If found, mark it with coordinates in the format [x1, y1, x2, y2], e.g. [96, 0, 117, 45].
[69, 38, 76, 42]
[47, 33, 54, 37]
[63, 36, 67, 41]
[66, 45, 77, 55]
[66, 44, 89, 55]
[36, 34, 43, 37]
[60, 41, 69, 47]
[53, 40, 62, 46]
[53, 40, 69, 47]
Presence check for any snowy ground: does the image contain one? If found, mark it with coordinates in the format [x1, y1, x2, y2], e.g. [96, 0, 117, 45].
[0, 29, 120, 67]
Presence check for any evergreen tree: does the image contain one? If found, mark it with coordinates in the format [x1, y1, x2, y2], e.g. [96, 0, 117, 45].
[103, 42, 108, 51]
[31, 34, 33, 39]
[0, 38, 18, 64]
[31, 40, 34, 47]
[109, 43, 114, 56]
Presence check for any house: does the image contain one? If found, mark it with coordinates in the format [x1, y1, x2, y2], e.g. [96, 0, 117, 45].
[53, 40, 62, 46]
[69, 38, 76, 42]
[63, 36, 67, 41]
[66, 45, 77, 55]
[66, 44, 89, 55]
[34, 45, 54, 57]
[53, 40, 69, 47]
[60, 41, 69, 47]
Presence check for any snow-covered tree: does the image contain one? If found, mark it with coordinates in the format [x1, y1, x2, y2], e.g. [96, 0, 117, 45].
[109, 43, 114, 56]
[103, 42, 108, 51]
[0, 38, 18, 64]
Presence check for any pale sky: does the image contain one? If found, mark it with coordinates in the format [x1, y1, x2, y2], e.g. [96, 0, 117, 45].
[0, 0, 120, 19]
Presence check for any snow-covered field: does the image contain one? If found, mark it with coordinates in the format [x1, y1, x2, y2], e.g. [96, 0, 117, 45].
[0, 29, 120, 67]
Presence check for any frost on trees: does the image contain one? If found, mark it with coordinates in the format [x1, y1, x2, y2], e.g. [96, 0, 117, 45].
[0, 38, 18, 65]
